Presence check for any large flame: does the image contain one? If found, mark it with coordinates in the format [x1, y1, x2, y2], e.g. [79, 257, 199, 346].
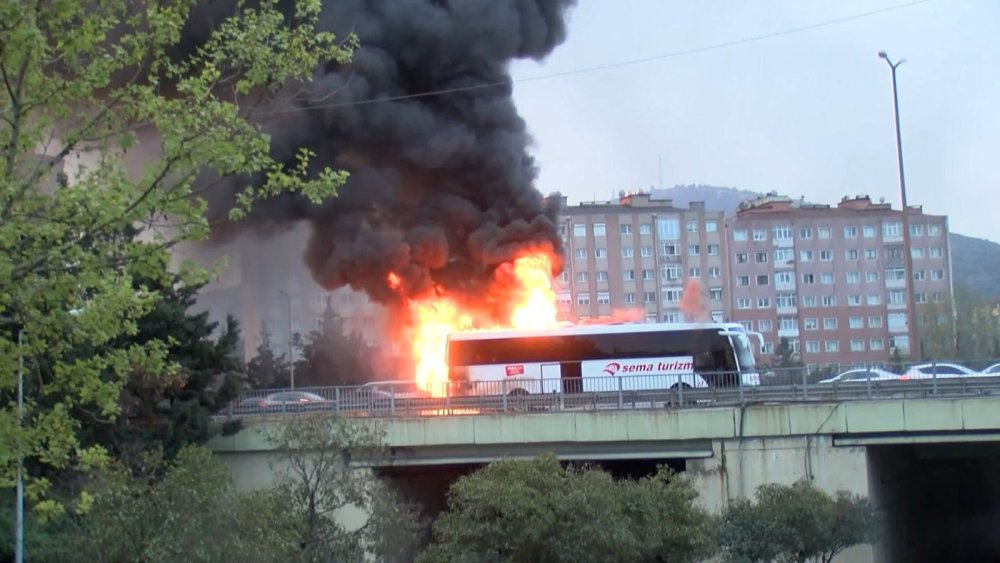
[390, 250, 559, 397]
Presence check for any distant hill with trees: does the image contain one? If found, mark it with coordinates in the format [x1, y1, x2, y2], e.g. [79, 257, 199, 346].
[653, 185, 1000, 299]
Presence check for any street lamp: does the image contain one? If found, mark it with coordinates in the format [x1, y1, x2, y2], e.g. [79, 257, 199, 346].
[878, 50, 920, 361]
[278, 289, 296, 389]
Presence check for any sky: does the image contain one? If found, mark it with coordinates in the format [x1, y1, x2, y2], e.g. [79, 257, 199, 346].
[509, 0, 1000, 243]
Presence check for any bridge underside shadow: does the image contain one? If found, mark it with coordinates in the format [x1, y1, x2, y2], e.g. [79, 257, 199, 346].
[868, 443, 1000, 563]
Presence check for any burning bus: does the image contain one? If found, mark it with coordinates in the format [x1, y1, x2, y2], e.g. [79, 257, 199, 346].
[445, 321, 762, 396]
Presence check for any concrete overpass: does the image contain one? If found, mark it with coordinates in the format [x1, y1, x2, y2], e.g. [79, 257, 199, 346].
[211, 395, 1000, 563]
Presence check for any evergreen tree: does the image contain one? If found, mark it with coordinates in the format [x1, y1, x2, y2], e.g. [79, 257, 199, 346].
[246, 329, 292, 389]
[294, 300, 374, 387]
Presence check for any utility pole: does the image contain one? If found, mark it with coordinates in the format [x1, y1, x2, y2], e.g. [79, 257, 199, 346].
[879, 50, 920, 361]
[279, 289, 296, 389]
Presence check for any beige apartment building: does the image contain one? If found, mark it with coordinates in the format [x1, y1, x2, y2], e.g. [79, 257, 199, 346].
[555, 193, 728, 324]
[725, 194, 953, 366]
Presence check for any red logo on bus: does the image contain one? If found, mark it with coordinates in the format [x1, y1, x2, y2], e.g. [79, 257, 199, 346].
[603, 362, 621, 376]
[505, 365, 525, 376]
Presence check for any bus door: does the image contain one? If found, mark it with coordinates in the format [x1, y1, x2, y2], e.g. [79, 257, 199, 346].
[561, 361, 583, 394]
[540, 363, 561, 394]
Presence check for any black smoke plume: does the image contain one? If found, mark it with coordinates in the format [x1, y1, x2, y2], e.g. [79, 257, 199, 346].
[197, 0, 574, 306]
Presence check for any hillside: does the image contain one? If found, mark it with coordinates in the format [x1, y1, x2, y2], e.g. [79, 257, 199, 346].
[652, 185, 1000, 299]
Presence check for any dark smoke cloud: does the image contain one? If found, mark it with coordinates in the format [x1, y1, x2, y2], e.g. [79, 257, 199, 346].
[197, 0, 574, 307]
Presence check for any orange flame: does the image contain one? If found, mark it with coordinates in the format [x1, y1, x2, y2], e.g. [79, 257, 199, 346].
[391, 249, 559, 397]
[387, 272, 401, 290]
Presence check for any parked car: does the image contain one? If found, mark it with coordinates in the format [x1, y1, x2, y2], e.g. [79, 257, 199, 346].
[233, 391, 332, 414]
[982, 363, 1000, 375]
[343, 381, 431, 412]
[900, 363, 980, 380]
[818, 368, 899, 384]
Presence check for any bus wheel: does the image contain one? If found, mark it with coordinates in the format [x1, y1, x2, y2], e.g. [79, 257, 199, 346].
[669, 383, 692, 406]
[507, 388, 528, 411]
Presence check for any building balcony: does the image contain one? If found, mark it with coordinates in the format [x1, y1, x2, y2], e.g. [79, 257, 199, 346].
[775, 282, 797, 291]
[885, 278, 906, 289]
[776, 305, 798, 315]
[888, 324, 909, 333]
[887, 302, 908, 310]
[777, 328, 800, 338]
[772, 238, 794, 248]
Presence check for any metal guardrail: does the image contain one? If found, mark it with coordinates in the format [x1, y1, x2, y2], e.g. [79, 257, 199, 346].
[212, 370, 1000, 422]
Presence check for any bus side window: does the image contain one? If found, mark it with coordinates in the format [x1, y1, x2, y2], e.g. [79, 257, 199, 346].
[693, 352, 715, 372]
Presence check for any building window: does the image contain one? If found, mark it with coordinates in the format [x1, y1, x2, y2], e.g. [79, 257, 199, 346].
[805, 341, 820, 353]
[573, 224, 586, 237]
[865, 248, 878, 260]
[689, 267, 702, 278]
[639, 223, 652, 235]
[624, 292, 636, 304]
[932, 292, 945, 303]
[776, 293, 797, 308]
[623, 270, 635, 281]
[804, 318, 819, 330]
[593, 223, 607, 237]
[845, 249, 859, 260]
[799, 227, 813, 239]
[643, 292, 656, 304]
[757, 297, 771, 308]
[737, 298, 751, 309]
[931, 269, 945, 281]
[863, 225, 877, 238]
[775, 272, 793, 286]
[597, 291, 611, 305]
[705, 220, 718, 233]
[825, 340, 840, 353]
[733, 229, 748, 241]
[688, 244, 700, 256]
[595, 247, 607, 259]
[910, 224, 923, 236]
[802, 273, 815, 284]
[847, 272, 860, 284]
[753, 229, 767, 241]
[779, 318, 797, 332]
[620, 224, 633, 235]
[640, 246, 653, 257]
[887, 290, 906, 305]
[849, 316, 863, 329]
[915, 292, 927, 304]
[822, 295, 836, 307]
[574, 248, 587, 259]
[929, 247, 942, 258]
[911, 247, 924, 259]
[847, 295, 862, 306]
[642, 269, 655, 281]
[662, 289, 682, 302]
[912, 270, 926, 281]
[823, 318, 838, 330]
[622, 247, 634, 258]
[558, 271, 569, 283]
[736, 252, 748, 264]
[888, 313, 908, 330]
[577, 293, 590, 305]
[774, 248, 793, 262]
[576, 272, 588, 283]
[558, 224, 568, 237]
[866, 271, 879, 283]
[761, 342, 775, 354]
[866, 294, 881, 306]
[870, 338, 885, 351]
[708, 267, 721, 278]
[885, 268, 905, 281]
[800, 250, 814, 262]
[773, 225, 792, 240]
[710, 288, 723, 301]
[657, 218, 680, 240]
[882, 222, 902, 237]
[556, 292, 571, 305]
[928, 224, 941, 235]
[663, 312, 682, 323]
[758, 319, 773, 331]
[661, 266, 681, 281]
[844, 226, 858, 238]
[868, 316, 883, 328]
[737, 275, 750, 286]
[820, 273, 834, 284]
[851, 339, 865, 352]
[707, 244, 720, 256]
[756, 274, 770, 286]
[739, 321, 753, 331]
[819, 250, 833, 261]
[596, 271, 609, 282]
[802, 296, 817, 308]
[818, 227, 832, 239]
[755, 252, 768, 263]
[686, 220, 699, 233]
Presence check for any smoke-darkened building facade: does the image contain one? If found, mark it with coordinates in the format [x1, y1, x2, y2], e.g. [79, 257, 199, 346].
[724, 194, 954, 365]
[555, 193, 728, 324]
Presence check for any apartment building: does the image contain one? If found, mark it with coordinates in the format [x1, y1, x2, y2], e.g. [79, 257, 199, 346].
[725, 194, 953, 365]
[555, 192, 728, 324]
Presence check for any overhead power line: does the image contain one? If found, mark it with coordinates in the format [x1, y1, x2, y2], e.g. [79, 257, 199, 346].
[268, 0, 932, 113]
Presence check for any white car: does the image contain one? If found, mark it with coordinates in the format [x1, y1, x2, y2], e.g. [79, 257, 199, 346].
[818, 368, 899, 384]
[900, 363, 980, 380]
[982, 363, 1000, 375]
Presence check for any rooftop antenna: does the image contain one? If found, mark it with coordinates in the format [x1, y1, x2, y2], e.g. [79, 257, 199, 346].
[658, 156, 663, 190]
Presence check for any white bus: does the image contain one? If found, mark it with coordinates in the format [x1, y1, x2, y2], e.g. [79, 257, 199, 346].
[446, 322, 761, 396]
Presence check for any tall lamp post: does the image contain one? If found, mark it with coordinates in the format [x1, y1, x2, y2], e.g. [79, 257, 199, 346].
[278, 289, 296, 389]
[879, 50, 920, 362]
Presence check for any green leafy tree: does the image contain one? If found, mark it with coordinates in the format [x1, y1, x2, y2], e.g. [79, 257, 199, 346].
[0, 0, 353, 509]
[718, 481, 876, 563]
[266, 416, 424, 562]
[294, 299, 374, 387]
[419, 454, 715, 563]
[774, 337, 800, 369]
[69, 445, 299, 563]
[246, 328, 292, 389]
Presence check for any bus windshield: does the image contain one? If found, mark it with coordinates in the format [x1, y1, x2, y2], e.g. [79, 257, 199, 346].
[732, 333, 756, 372]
